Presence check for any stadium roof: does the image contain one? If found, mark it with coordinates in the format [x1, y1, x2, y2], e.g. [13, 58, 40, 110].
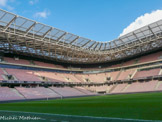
[0, 9, 161, 64]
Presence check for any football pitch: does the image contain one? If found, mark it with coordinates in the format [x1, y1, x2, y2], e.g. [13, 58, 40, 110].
[0, 92, 162, 122]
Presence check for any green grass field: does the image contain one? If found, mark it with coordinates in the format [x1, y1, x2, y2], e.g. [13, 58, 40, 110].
[0, 92, 162, 121]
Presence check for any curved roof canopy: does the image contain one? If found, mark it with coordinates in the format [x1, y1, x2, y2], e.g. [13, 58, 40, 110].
[0, 9, 161, 63]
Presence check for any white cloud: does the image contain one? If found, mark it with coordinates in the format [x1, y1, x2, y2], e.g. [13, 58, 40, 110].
[29, 0, 38, 5]
[0, 0, 8, 7]
[119, 10, 162, 37]
[6, 5, 14, 10]
[34, 10, 50, 19]
[0, 0, 14, 11]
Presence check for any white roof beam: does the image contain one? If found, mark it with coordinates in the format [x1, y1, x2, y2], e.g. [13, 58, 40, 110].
[64, 34, 74, 43]
[57, 32, 67, 41]
[25, 22, 36, 35]
[42, 27, 52, 38]
[0, 12, 7, 20]
[17, 19, 28, 30]
[133, 32, 143, 43]
[4, 15, 17, 31]
[81, 40, 91, 47]
[93, 42, 99, 50]
[35, 25, 45, 35]
[104, 43, 107, 50]
[113, 41, 117, 47]
[88, 42, 96, 49]
[69, 36, 79, 44]
[118, 38, 125, 45]
[99, 43, 103, 50]
[148, 26, 156, 36]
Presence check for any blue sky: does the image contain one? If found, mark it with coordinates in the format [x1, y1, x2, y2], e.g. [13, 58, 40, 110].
[1, 0, 162, 42]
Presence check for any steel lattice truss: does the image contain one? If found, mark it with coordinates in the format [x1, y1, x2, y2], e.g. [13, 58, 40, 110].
[0, 9, 161, 64]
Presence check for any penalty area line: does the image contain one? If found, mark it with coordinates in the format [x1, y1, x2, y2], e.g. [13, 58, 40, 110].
[0, 110, 161, 122]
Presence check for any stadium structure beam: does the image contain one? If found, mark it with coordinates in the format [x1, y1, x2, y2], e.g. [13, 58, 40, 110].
[99, 43, 103, 50]
[104, 43, 107, 50]
[42, 27, 52, 38]
[94, 42, 99, 50]
[109, 42, 112, 50]
[6, 34, 17, 53]
[17, 19, 28, 30]
[118, 38, 126, 45]
[148, 26, 156, 37]
[88, 42, 96, 49]
[81, 40, 91, 47]
[57, 32, 67, 42]
[0, 9, 162, 63]
[64, 34, 74, 43]
[35, 25, 45, 35]
[25, 22, 36, 35]
[132, 32, 143, 43]
[69, 36, 79, 44]
[4, 16, 17, 31]
[0, 12, 7, 20]
[113, 41, 118, 48]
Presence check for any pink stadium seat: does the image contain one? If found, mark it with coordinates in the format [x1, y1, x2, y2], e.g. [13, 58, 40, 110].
[0, 68, 5, 80]
[139, 52, 162, 63]
[122, 59, 138, 66]
[74, 74, 85, 82]
[109, 64, 121, 68]
[133, 68, 160, 79]
[63, 73, 82, 82]
[111, 84, 127, 93]
[123, 80, 158, 93]
[109, 71, 120, 81]
[50, 87, 85, 97]
[4, 57, 64, 69]
[5, 68, 41, 81]
[37, 71, 66, 82]
[4, 57, 30, 65]
[0, 87, 25, 101]
[16, 87, 60, 99]
[95, 86, 108, 92]
[34, 61, 63, 69]
[86, 73, 107, 83]
[156, 82, 162, 90]
[117, 69, 136, 80]
[75, 87, 96, 95]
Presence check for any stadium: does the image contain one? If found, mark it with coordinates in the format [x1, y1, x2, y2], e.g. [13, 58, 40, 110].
[0, 2, 162, 122]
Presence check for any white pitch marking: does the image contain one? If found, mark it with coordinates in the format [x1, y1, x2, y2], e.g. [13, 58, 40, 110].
[0, 110, 161, 122]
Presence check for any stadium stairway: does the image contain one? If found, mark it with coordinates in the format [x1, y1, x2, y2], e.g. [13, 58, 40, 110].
[131, 69, 137, 78]
[74, 75, 84, 82]
[155, 81, 162, 90]
[2, 68, 18, 80]
[49, 87, 63, 98]
[1, 68, 8, 75]
[34, 72, 45, 81]
[11, 88, 26, 99]
[0, 87, 25, 101]
[155, 80, 162, 90]
[121, 84, 131, 92]
[15, 87, 61, 99]
[50, 87, 86, 97]
[1, 68, 8, 80]
[108, 85, 116, 93]
[111, 84, 128, 93]
[115, 70, 122, 80]
[74, 87, 88, 95]
[159, 69, 162, 75]
[74, 87, 96, 95]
